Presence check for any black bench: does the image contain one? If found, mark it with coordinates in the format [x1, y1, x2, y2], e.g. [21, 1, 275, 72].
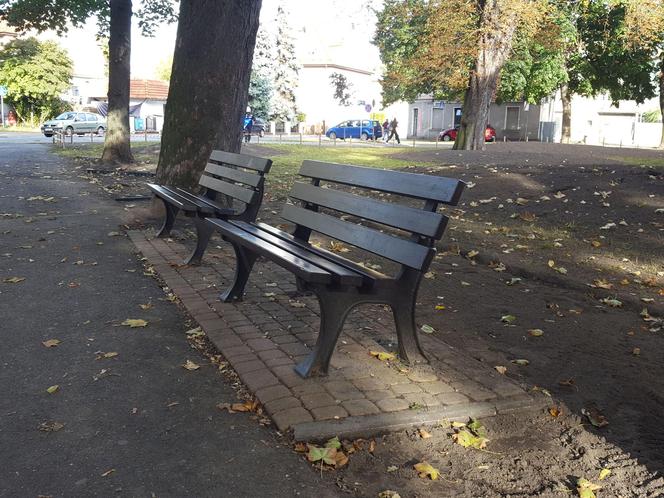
[206, 160, 465, 377]
[147, 150, 272, 265]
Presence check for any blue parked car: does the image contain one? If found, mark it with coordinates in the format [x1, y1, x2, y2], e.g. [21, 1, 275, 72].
[326, 119, 382, 140]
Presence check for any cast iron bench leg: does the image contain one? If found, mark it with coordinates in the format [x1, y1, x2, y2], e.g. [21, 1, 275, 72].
[184, 217, 214, 266]
[219, 242, 257, 302]
[294, 290, 357, 378]
[156, 200, 179, 238]
[392, 299, 428, 365]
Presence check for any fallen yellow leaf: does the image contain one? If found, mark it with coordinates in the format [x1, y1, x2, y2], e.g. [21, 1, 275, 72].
[414, 462, 440, 480]
[418, 428, 432, 439]
[598, 468, 611, 480]
[494, 365, 507, 374]
[121, 319, 148, 328]
[46, 385, 60, 394]
[182, 360, 200, 371]
[42, 339, 61, 348]
[577, 477, 601, 498]
[528, 329, 544, 337]
[3, 276, 25, 284]
[370, 351, 396, 362]
[549, 406, 561, 417]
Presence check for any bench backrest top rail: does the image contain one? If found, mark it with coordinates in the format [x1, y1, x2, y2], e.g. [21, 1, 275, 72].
[199, 150, 273, 206]
[299, 160, 464, 205]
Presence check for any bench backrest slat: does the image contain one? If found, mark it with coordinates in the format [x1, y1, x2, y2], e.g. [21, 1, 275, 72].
[290, 182, 447, 239]
[209, 150, 272, 173]
[281, 204, 433, 269]
[199, 174, 258, 205]
[300, 160, 464, 204]
[204, 163, 263, 188]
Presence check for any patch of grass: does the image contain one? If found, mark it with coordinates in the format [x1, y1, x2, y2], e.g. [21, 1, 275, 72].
[0, 125, 41, 133]
[53, 142, 159, 166]
[249, 144, 431, 199]
[609, 155, 664, 170]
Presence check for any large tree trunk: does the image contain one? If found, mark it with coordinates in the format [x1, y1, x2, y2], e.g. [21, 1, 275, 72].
[454, 0, 518, 151]
[101, 0, 134, 163]
[155, 0, 262, 189]
[659, 56, 664, 149]
[561, 84, 572, 144]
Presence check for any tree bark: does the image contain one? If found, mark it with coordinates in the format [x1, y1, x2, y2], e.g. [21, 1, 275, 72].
[659, 56, 664, 149]
[454, 0, 518, 151]
[155, 0, 262, 189]
[561, 84, 572, 144]
[101, 0, 134, 163]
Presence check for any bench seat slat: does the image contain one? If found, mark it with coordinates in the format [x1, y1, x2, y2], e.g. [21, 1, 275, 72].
[206, 218, 332, 284]
[209, 150, 272, 173]
[147, 183, 198, 211]
[204, 163, 263, 188]
[255, 222, 391, 281]
[230, 221, 366, 287]
[300, 160, 464, 205]
[281, 204, 433, 270]
[198, 174, 257, 205]
[172, 188, 236, 216]
[290, 182, 447, 238]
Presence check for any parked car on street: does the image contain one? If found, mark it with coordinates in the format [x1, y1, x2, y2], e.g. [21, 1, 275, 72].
[41, 112, 106, 137]
[439, 125, 496, 142]
[326, 119, 382, 140]
[242, 116, 267, 137]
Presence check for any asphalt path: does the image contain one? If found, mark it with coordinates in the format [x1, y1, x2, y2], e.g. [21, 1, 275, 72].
[0, 140, 340, 497]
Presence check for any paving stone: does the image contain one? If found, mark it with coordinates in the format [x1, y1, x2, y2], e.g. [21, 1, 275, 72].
[280, 342, 311, 357]
[292, 383, 325, 397]
[342, 399, 380, 416]
[401, 392, 441, 408]
[271, 334, 300, 345]
[231, 359, 264, 375]
[255, 385, 292, 404]
[264, 396, 303, 416]
[257, 349, 288, 361]
[271, 407, 314, 431]
[390, 383, 423, 395]
[324, 380, 365, 401]
[406, 367, 439, 383]
[300, 392, 338, 411]
[246, 338, 277, 352]
[310, 405, 349, 421]
[271, 365, 305, 388]
[222, 345, 252, 359]
[351, 377, 390, 391]
[437, 392, 470, 406]
[264, 357, 295, 368]
[364, 390, 394, 402]
[419, 380, 455, 395]
[240, 369, 279, 393]
[375, 398, 410, 413]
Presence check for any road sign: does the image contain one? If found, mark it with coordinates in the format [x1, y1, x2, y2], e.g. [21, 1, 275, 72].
[0, 86, 7, 97]
[364, 104, 372, 113]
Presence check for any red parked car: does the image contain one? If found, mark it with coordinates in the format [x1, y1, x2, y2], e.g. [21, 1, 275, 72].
[439, 125, 496, 142]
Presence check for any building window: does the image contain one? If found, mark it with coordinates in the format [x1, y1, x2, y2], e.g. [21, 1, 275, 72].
[412, 108, 419, 136]
[453, 107, 462, 127]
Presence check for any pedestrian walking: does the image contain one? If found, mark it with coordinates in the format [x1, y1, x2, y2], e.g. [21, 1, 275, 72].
[382, 119, 389, 142]
[386, 117, 400, 144]
[244, 114, 254, 143]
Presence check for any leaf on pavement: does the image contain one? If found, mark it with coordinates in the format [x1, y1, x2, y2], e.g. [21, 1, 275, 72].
[418, 428, 432, 439]
[370, 351, 396, 362]
[582, 407, 609, 428]
[139, 303, 153, 310]
[306, 444, 337, 466]
[121, 319, 148, 328]
[549, 406, 561, 418]
[452, 429, 488, 449]
[38, 421, 65, 432]
[101, 468, 116, 477]
[182, 360, 200, 371]
[511, 359, 529, 366]
[494, 365, 507, 374]
[420, 324, 435, 334]
[599, 297, 622, 308]
[3, 276, 25, 284]
[413, 462, 440, 480]
[591, 279, 613, 290]
[46, 385, 60, 394]
[528, 329, 544, 337]
[501, 314, 517, 324]
[598, 468, 611, 480]
[42, 339, 61, 348]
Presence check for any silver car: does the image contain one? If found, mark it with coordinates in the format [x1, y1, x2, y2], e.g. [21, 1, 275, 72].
[41, 112, 106, 137]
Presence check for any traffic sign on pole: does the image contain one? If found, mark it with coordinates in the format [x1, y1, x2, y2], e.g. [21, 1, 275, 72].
[0, 86, 7, 97]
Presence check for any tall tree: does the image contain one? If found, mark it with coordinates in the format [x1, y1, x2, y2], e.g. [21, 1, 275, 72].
[375, 0, 542, 150]
[269, 6, 299, 123]
[248, 71, 272, 119]
[329, 72, 353, 106]
[0, 38, 73, 123]
[155, 0, 262, 188]
[0, 0, 176, 162]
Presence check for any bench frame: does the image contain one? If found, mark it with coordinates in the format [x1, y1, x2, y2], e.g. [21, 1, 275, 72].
[206, 160, 464, 377]
[147, 150, 272, 265]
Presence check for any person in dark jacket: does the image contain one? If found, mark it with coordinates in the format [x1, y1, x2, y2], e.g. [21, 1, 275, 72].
[386, 117, 400, 144]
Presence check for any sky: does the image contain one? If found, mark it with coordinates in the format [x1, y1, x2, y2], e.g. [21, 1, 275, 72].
[40, 0, 383, 81]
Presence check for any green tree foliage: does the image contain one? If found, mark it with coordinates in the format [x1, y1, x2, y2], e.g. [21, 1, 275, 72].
[329, 72, 353, 106]
[0, 37, 73, 123]
[248, 71, 271, 119]
[270, 6, 299, 122]
[154, 55, 173, 82]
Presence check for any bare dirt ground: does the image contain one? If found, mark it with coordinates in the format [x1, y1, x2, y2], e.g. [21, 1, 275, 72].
[74, 142, 663, 497]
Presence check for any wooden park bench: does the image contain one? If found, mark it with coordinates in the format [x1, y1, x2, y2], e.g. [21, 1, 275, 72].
[147, 150, 272, 265]
[205, 160, 465, 377]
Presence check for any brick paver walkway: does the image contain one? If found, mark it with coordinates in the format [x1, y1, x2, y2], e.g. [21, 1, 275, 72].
[129, 230, 544, 440]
